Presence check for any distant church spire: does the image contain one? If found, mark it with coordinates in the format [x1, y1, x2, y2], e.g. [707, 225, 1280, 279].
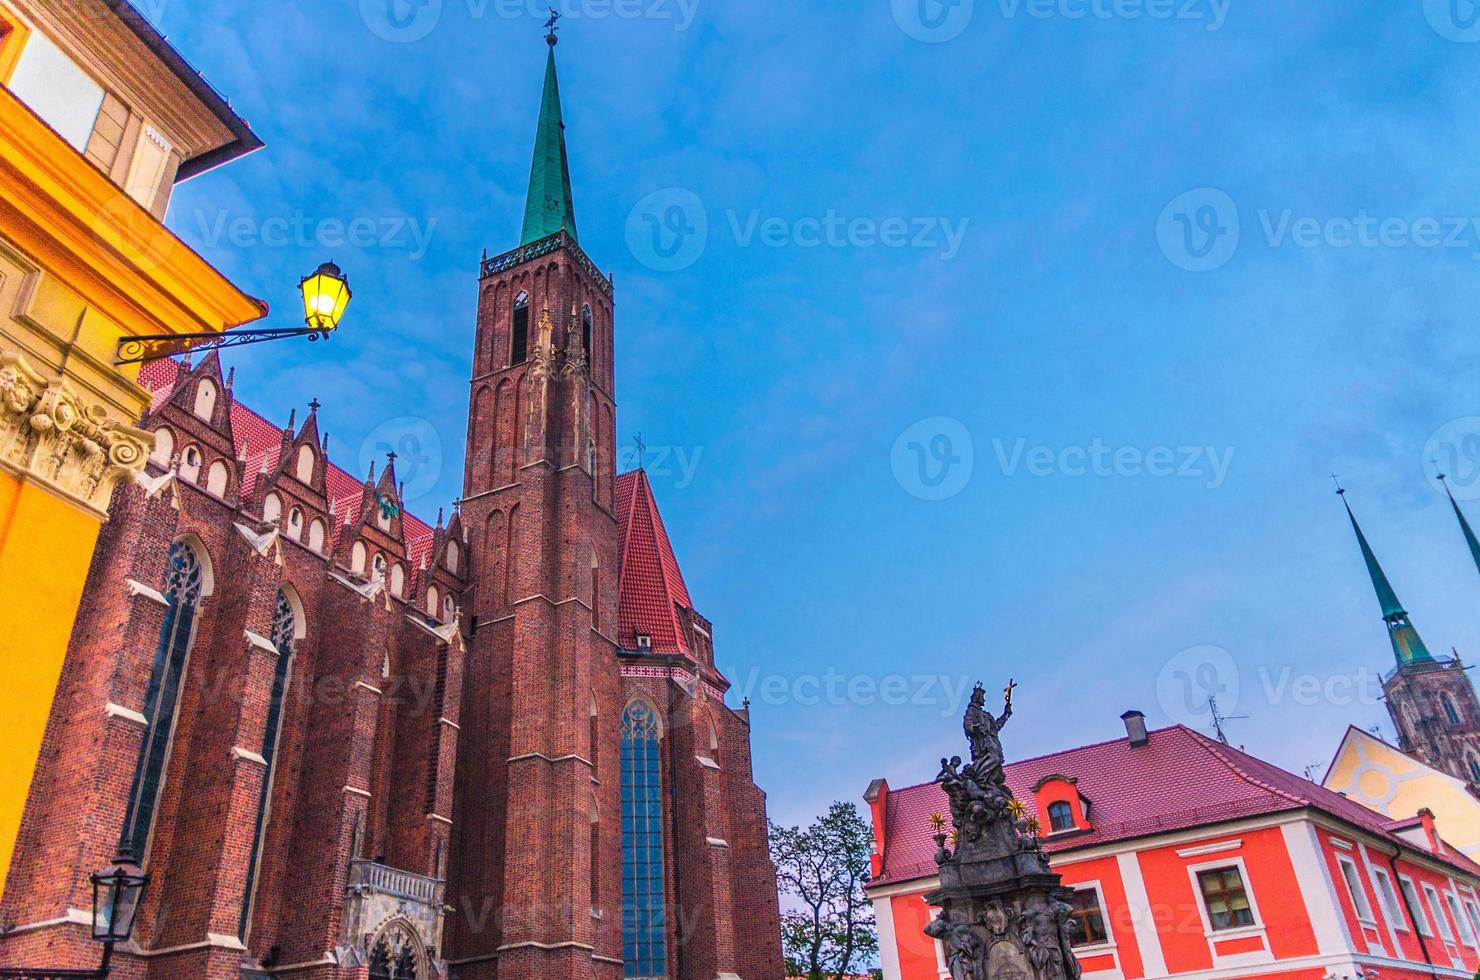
[520, 14, 578, 247]
[1437, 473, 1480, 581]
[1338, 486, 1435, 667]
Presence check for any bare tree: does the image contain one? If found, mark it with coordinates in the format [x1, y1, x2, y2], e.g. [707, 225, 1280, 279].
[771, 801, 879, 980]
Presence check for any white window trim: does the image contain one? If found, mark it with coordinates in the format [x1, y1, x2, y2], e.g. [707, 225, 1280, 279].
[1337, 854, 1377, 926]
[1422, 882, 1456, 943]
[1400, 875, 1433, 937]
[1068, 880, 1117, 956]
[1185, 856, 1270, 964]
[1444, 886, 1477, 948]
[1369, 863, 1408, 936]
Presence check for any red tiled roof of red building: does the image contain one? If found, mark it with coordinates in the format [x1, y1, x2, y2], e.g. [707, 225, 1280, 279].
[870, 724, 1480, 889]
[616, 469, 693, 653]
[138, 360, 437, 561]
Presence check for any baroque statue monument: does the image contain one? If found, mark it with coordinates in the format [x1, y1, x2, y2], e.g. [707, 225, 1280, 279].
[923, 681, 1084, 980]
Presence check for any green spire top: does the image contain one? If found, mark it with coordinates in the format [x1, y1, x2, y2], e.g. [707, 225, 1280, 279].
[1439, 474, 1480, 581]
[1339, 488, 1435, 667]
[520, 24, 578, 247]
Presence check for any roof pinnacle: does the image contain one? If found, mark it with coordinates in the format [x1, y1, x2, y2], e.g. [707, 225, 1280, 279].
[1337, 486, 1435, 668]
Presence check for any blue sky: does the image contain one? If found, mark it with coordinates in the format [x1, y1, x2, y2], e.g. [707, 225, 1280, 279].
[155, 0, 1480, 828]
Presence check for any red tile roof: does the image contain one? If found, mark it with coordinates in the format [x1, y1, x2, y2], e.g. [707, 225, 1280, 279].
[139, 363, 701, 644]
[616, 469, 694, 653]
[137, 359, 437, 563]
[870, 724, 1480, 889]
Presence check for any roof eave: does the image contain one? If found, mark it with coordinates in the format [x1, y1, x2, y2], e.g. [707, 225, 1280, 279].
[103, 0, 264, 180]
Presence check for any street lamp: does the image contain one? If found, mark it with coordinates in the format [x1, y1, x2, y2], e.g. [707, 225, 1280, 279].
[0, 850, 147, 978]
[115, 261, 352, 366]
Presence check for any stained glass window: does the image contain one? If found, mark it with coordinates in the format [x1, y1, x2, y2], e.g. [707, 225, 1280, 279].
[239, 590, 296, 938]
[621, 701, 665, 978]
[120, 541, 204, 859]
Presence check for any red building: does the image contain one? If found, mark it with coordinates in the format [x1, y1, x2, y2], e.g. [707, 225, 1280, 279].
[865, 714, 1480, 980]
[0, 33, 783, 980]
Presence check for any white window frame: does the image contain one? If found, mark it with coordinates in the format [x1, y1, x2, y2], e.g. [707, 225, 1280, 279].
[1067, 880, 1116, 954]
[1400, 875, 1432, 937]
[1186, 857, 1266, 942]
[1422, 882, 1455, 942]
[1370, 865, 1407, 932]
[1445, 888, 1477, 947]
[1463, 899, 1480, 949]
[1337, 854, 1376, 925]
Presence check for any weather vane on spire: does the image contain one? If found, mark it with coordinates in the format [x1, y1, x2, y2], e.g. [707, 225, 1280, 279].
[1330, 473, 1345, 495]
[544, 7, 561, 45]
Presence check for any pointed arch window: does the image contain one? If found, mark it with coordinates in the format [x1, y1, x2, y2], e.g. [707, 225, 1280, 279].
[582, 304, 593, 360]
[240, 589, 297, 939]
[620, 701, 666, 978]
[1468, 754, 1480, 784]
[511, 292, 530, 366]
[368, 920, 422, 979]
[1442, 693, 1463, 727]
[121, 541, 204, 859]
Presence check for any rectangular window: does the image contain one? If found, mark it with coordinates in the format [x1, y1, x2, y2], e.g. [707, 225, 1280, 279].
[1447, 894, 1476, 946]
[1372, 868, 1406, 930]
[1197, 866, 1256, 931]
[1068, 886, 1109, 946]
[1465, 901, 1480, 946]
[1401, 877, 1432, 936]
[1339, 857, 1375, 922]
[1424, 884, 1455, 942]
[5, 29, 103, 151]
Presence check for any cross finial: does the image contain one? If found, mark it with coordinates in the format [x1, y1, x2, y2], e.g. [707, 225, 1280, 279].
[1003, 678, 1017, 705]
[633, 432, 646, 470]
[1330, 473, 1345, 495]
[544, 7, 560, 44]
[308, 398, 321, 414]
[387, 451, 398, 465]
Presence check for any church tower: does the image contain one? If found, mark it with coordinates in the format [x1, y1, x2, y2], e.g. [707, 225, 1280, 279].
[1340, 489, 1480, 790]
[448, 23, 623, 978]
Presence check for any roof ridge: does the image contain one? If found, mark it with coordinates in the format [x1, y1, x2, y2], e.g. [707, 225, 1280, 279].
[1182, 728, 1312, 808]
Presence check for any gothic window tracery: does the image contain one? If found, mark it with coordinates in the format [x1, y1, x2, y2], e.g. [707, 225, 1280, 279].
[511, 292, 530, 366]
[368, 921, 421, 980]
[621, 701, 666, 978]
[1442, 693, 1463, 727]
[240, 589, 297, 938]
[121, 541, 204, 859]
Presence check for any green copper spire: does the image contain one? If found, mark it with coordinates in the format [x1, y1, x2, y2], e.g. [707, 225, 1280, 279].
[520, 28, 578, 247]
[1440, 474, 1480, 581]
[1339, 488, 1435, 667]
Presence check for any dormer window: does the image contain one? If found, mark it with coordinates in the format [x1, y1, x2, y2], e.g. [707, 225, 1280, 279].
[193, 379, 217, 421]
[295, 444, 315, 483]
[1048, 801, 1074, 833]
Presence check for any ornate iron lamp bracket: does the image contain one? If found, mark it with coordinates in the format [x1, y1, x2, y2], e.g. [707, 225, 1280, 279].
[115, 326, 333, 366]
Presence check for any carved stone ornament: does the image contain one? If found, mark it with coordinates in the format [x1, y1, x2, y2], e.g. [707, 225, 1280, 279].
[0, 348, 150, 517]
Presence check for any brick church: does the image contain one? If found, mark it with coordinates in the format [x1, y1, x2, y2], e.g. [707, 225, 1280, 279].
[0, 30, 785, 980]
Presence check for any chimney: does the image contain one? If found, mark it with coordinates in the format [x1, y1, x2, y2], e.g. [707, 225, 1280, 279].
[1417, 808, 1441, 852]
[1121, 710, 1149, 747]
[863, 778, 890, 878]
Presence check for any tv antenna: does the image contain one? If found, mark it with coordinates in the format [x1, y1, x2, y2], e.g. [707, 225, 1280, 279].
[1207, 696, 1248, 746]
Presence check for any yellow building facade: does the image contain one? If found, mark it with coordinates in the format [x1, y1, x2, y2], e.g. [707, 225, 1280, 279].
[1324, 725, 1480, 861]
[0, 0, 263, 890]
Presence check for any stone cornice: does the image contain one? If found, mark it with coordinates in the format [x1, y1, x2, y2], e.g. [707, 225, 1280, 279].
[0, 88, 264, 340]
